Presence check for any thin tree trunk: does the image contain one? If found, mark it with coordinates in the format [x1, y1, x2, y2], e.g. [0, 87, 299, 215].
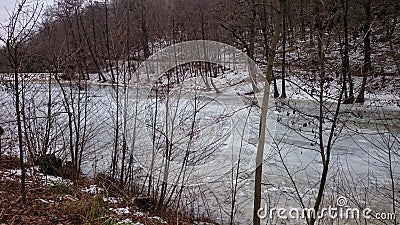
[200, 10, 212, 91]
[300, 0, 306, 40]
[158, 74, 173, 212]
[248, 0, 260, 93]
[15, 69, 27, 205]
[309, 2, 346, 224]
[141, 0, 151, 59]
[119, 0, 131, 189]
[105, 0, 116, 83]
[356, 0, 371, 103]
[112, 63, 120, 179]
[342, 0, 354, 104]
[83, 5, 107, 82]
[41, 69, 53, 155]
[280, 3, 287, 99]
[253, 1, 284, 224]
[310, 4, 327, 223]
[261, 0, 279, 97]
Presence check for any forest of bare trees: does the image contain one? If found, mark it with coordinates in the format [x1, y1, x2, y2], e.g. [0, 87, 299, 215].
[0, 0, 399, 224]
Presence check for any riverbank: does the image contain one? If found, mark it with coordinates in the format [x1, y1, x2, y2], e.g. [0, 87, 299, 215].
[0, 155, 218, 225]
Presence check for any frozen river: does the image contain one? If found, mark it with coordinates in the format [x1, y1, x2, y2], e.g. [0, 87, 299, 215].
[0, 81, 399, 224]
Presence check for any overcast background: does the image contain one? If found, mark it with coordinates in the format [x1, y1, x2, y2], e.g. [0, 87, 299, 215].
[0, 0, 53, 42]
[1, 0, 18, 24]
[0, 0, 53, 25]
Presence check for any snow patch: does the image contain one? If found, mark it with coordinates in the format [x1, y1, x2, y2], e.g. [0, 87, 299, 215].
[81, 184, 103, 195]
[109, 207, 131, 215]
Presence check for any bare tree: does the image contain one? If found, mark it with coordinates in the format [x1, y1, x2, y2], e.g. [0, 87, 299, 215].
[254, 0, 285, 224]
[280, 0, 287, 99]
[340, 0, 355, 104]
[0, 0, 42, 205]
[356, 0, 372, 103]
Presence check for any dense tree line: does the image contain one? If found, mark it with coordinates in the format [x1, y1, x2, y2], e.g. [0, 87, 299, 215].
[1, 0, 399, 102]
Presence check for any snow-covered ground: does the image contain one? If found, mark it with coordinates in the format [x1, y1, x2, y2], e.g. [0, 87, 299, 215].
[0, 166, 171, 225]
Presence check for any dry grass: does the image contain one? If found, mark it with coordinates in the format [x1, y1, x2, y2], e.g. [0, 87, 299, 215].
[0, 156, 214, 225]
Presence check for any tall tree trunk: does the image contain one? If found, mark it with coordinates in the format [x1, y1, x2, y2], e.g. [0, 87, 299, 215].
[157, 75, 173, 212]
[200, 9, 212, 91]
[342, 0, 354, 104]
[12, 63, 27, 205]
[248, 0, 256, 60]
[253, 1, 284, 224]
[248, 0, 260, 93]
[5, 31, 28, 204]
[105, 0, 116, 83]
[310, 2, 326, 224]
[300, 0, 306, 40]
[356, 0, 372, 103]
[112, 62, 120, 179]
[261, 0, 280, 97]
[309, 2, 345, 224]
[280, 3, 287, 99]
[41, 68, 53, 155]
[141, 0, 151, 59]
[119, 0, 132, 189]
[340, 0, 348, 100]
[84, 2, 107, 82]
